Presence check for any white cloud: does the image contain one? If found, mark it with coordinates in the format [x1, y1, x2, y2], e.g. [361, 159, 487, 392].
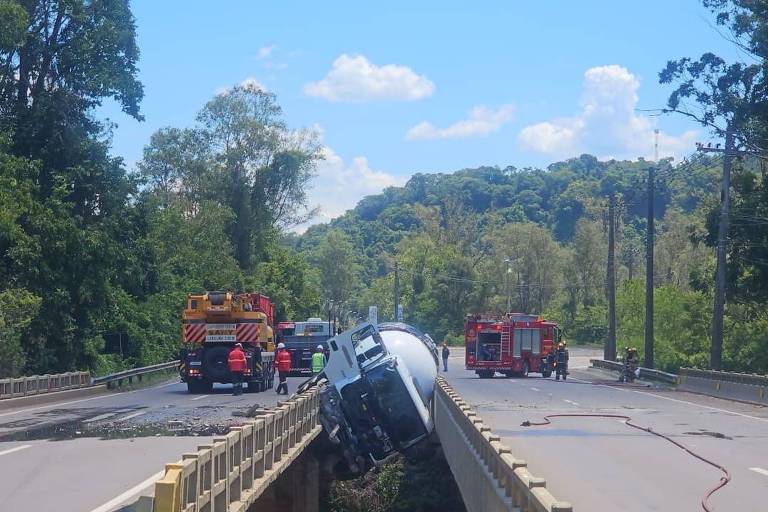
[407, 105, 515, 140]
[303, 54, 435, 102]
[518, 65, 697, 160]
[295, 145, 406, 232]
[215, 77, 267, 95]
[257, 46, 274, 59]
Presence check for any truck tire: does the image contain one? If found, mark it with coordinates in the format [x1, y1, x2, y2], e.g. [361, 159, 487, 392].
[520, 361, 530, 378]
[203, 346, 231, 383]
[477, 370, 494, 379]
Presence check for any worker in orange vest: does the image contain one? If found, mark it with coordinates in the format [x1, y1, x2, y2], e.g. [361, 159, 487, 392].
[274, 343, 292, 395]
[228, 343, 247, 396]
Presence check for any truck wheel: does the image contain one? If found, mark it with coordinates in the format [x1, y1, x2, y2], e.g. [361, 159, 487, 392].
[203, 346, 231, 383]
[247, 380, 262, 393]
[520, 361, 530, 378]
[477, 370, 494, 379]
[542, 370, 552, 378]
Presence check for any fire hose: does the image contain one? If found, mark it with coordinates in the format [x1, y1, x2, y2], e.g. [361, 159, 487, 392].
[520, 413, 731, 512]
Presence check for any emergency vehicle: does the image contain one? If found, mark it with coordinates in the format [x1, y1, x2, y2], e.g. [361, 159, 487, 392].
[464, 313, 562, 378]
[180, 291, 275, 393]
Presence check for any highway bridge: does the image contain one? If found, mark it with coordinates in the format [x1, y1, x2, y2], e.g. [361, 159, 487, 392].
[1, 348, 766, 511]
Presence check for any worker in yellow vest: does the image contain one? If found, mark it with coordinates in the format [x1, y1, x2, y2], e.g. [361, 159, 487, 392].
[311, 345, 327, 375]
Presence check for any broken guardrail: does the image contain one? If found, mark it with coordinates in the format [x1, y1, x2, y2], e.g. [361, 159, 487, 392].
[0, 360, 180, 400]
[435, 377, 572, 512]
[152, 387, 320, 512]
[589, 359, 678, 384]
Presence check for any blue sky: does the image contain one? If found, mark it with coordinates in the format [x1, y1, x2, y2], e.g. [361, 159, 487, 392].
[101, 1, 741, 227]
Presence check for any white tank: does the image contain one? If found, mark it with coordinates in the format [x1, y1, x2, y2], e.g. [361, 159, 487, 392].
[378, 323, 438, 407]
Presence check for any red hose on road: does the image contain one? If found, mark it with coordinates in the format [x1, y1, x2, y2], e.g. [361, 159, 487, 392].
[520, 413, 731, 512]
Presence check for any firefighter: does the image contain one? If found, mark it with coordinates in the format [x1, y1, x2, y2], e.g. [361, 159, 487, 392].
[545, 349, 555, 377]
[621, 346, 640, 382]
[311, 344, 327, 375]
[442, 342, 450, 372]
[274, 342, 292, 395]
[555, 342, 568, 381]
[228, 343, 247, 396]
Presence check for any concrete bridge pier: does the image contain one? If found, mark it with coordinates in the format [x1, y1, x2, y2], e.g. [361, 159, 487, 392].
[251, 450, 320, 512]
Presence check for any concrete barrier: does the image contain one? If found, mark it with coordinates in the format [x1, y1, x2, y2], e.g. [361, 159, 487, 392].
[0, 371, 91, 399]
[678, 368, 768, 405]
[434, 378, 572, 512]
[152, 387, 320, 512]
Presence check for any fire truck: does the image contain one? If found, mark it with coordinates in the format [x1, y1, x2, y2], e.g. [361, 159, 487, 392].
[464, 313, 562, 378]
[180, 291, 276, 393]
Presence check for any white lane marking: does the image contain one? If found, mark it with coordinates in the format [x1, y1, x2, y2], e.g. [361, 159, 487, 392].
[83, 412, 117, 423]
[0, 444, 31, 457]
[87, 470, 165, 512]
[563, 399, 580, 406]
[749, 467, 768, 477]
[190, 394, 210, 401]
[115, 411, 146, 422]
[530, 387, 540, 392]
[573, 374, 768, 424]
[0, 380, 180, 418]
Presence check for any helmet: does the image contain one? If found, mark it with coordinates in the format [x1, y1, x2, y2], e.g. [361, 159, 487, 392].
[235, 343, 243, 348]
[558, 342, 564, 349]
[316, 345, 324, 350]
[277, 342, 285, 349]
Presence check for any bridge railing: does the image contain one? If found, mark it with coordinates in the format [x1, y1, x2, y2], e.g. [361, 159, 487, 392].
[0, 361, 180, 400]
[0, 371, 91, 399]
[434, 377, 572, 512]
[153, 387, 320, 512]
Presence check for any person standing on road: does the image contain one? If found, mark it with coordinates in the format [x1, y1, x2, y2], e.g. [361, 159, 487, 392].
[555, 342, 568, 381]
[274, 342, 292, 395]
[441, 342, 450, 372]
[228, 343, 247, 396]
[311, 344, 327, 375]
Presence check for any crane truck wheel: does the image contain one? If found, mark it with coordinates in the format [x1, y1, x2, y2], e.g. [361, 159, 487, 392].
[203, 346, 231, 383]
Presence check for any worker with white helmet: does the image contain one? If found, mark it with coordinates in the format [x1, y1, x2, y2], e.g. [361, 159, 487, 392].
[311, 344, 327, 375]
[274, 342, 292, 395]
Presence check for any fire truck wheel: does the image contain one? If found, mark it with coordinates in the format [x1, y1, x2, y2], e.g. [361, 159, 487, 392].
[478, 370, 494, 379]
[542, 370, 552, 378]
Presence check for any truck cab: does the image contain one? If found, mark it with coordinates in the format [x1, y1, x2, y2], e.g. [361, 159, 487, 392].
[318, 322, 438, 476]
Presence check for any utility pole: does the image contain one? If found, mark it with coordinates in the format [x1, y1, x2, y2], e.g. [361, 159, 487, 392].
[394, 260, 400, 321]
[644, 130, 658, 369]
[606, 194, 617, 361]
[697, 127, 736, 370]
[504, 258, 511, 313]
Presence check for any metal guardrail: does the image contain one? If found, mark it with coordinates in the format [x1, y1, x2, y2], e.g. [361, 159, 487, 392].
[435, 377, 572, 512]
[152, 387, 320, 512]
[0, 371, 91, 399]
[589, 359, 678, 384]
[678, 367, 768, 405]
[92, 360, 180, 389]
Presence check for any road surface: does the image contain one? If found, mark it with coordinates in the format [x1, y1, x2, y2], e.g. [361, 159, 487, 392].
[0, 376, 308, 512]
[444, 346, 768, 512]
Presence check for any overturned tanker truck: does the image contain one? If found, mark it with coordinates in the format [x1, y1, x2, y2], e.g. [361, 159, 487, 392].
[299, 321, 439, 478]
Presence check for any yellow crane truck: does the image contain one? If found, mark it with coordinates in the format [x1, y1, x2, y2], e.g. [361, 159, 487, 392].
[180, 291, 276, 393]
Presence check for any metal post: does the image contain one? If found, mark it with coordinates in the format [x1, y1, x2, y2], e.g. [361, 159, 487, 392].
[645, 162, 655, 369]
[711, 127, 734, 371]
[606, 194, 617, 361]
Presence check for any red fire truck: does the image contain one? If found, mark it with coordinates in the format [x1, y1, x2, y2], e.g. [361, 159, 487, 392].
[464, 313, 563, 378]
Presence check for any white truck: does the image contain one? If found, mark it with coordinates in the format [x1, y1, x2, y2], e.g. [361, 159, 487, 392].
[310, 321, 439, 477]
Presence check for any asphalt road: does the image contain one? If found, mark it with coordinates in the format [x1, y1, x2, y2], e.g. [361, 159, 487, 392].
[443, 347, 768, 512]
[0, 375, 308, 512]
